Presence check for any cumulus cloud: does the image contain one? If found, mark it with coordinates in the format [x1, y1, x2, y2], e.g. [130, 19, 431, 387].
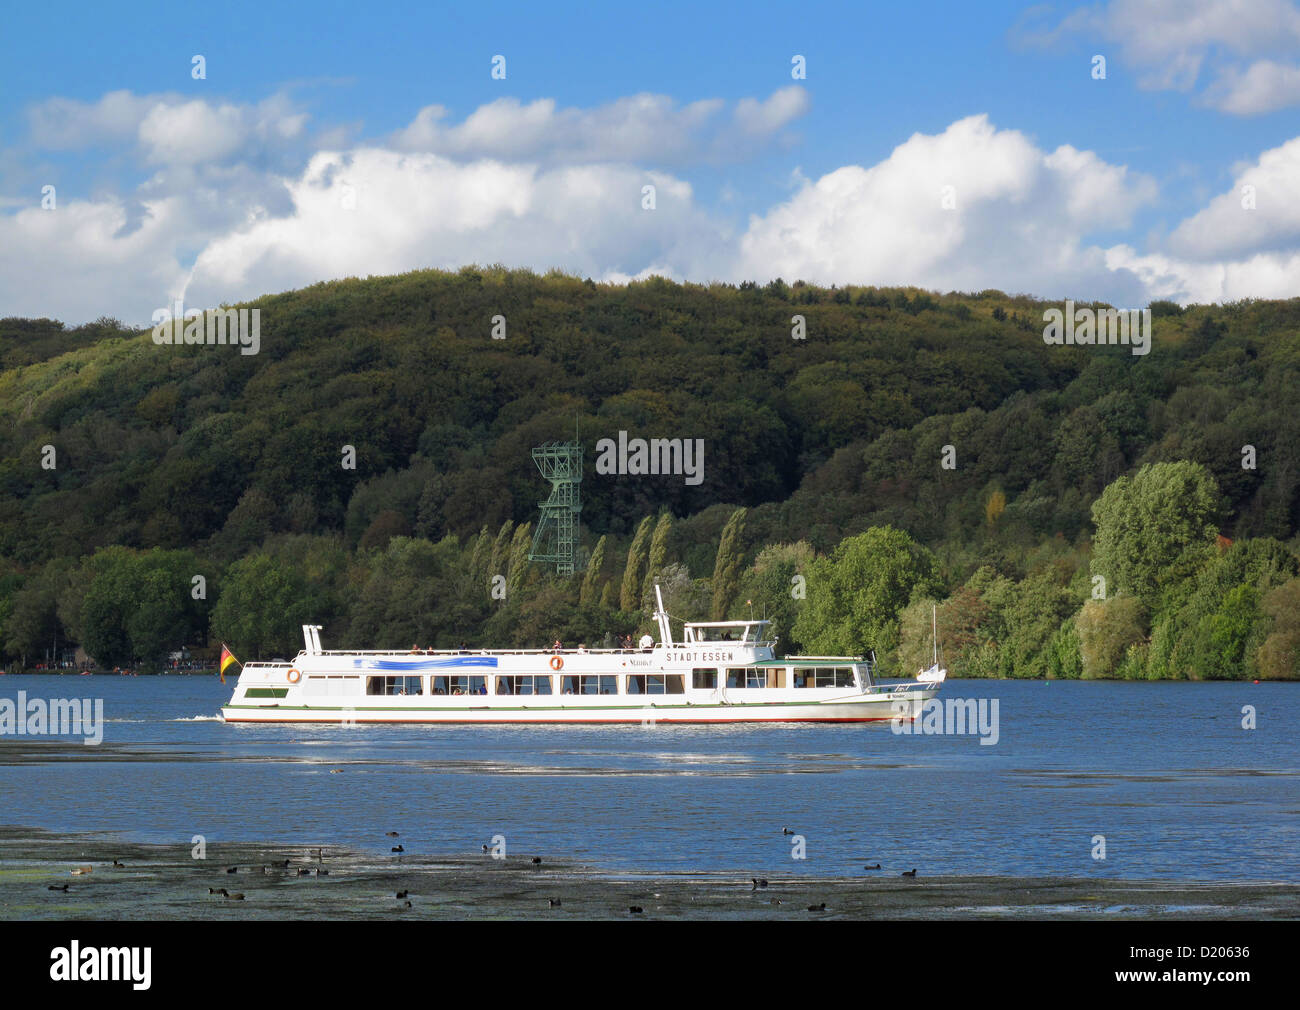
[1016, 0, 1300, 114]
[181, 149, 726, 309]
[5, 84, 1300, 322]
[25, 91, 311, 164]
[391, 87, 808, 164]
[731, 115, 1157, 303]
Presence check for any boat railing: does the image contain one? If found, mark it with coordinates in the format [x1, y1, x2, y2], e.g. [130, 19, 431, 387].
[295, 644, 779, 657]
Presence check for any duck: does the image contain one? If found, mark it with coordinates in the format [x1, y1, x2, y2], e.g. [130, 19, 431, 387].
[386, 831, 400, 838]
[549, 898, 562, 908]
[807, 902, 826, 911]
[391, 845, 404, 853]
[226, 892, 245, 900]
[396, 890, 408, 899]
[863, 863, 881, 870]
[531, 857, 542, 865]
[751, 878, 768, 889]
[112, 859, 126, 868]
[628, 905, 643, 914]
[48, 884, 70, 892]
[782, 827, 795, 836]
[226, 866, 238, 874]
[902, 868, 917, 877]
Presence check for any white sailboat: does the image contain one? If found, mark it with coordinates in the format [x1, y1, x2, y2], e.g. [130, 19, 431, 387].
[917, 603, 948, 684]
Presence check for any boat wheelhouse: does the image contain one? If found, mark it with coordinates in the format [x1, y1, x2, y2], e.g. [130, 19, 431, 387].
[221, 587, 944, 725]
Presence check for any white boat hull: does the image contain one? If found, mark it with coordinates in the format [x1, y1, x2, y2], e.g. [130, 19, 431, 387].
[221, 691, 936, 725]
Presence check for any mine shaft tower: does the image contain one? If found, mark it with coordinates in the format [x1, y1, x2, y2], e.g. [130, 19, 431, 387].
[528, 440, 582, 574]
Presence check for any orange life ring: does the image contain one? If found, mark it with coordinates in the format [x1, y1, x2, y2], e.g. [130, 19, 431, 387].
[287, 668, 302, 683]
[549, 656, 563, 671]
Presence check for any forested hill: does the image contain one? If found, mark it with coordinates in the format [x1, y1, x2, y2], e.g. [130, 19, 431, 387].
[2, 267, 1299, 680]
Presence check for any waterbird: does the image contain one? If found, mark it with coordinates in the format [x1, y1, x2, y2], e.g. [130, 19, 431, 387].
[863, 863, 881, 870]
[782, 827, 795, 835]
[403, 900, 412, 908]
[391, 845, 404, 853]
[481, 844, 489, 853]
[112, 859, 125, 868]
[297, 868, 311, 876]
[386, 831, 400, 838]
[751, 878, 768, 889]
[226, 892, 245, 900]
[532, 857, 542, 865]
[902, 868, 917, 877]
[628, 906, 643, 914]
[70, 866, 92, 875]
[317, 868, 329, 876]
[48, 884, 69, 892]
[226, 866, 238, 874]
[396, 890, 408, 899]
[208, 887, 222, 894]
[807, 903, 826, 911]
[769, 898, 782, 905]
[549, 898, 562, 908]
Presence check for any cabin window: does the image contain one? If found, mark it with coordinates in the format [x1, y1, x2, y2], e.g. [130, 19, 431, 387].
[792, 667, 856, 688]
[627, 674, 685, 695]
[561, 675, 617, 695]
[726, 667, 770, 689]
[431, 675, 487, 696]
[366, 675, 423, 696]
[496, 675, 553, 696]
[691, 668, 717, 689]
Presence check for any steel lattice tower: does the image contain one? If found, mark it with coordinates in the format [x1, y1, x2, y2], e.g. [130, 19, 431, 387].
[528, 440, 583, 574]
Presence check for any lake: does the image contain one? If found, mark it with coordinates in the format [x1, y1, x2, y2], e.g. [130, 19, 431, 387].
[1, 676, 1295, 881]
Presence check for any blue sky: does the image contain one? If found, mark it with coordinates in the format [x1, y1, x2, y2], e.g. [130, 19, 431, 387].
[3, 0, 1300, 323]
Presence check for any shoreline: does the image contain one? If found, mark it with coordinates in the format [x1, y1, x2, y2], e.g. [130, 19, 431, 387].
[2, 827, 1296, 920]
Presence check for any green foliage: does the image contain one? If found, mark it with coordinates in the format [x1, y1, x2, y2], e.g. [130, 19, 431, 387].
[792, 526, 939, 664]
[2, 272, 1299, 677]
[1091, 461, 1221, 608]
[710, 507, 748, 620]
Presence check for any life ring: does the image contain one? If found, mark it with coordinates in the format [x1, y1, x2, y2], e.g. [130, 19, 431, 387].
[549, 656, 563, 671]
[287, 668, 302, 683]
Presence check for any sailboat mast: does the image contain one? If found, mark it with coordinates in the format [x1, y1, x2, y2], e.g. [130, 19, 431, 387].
[932, 604, 938, 666]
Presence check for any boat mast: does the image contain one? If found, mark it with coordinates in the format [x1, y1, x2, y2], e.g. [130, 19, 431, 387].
[653, 583, 673, 647]
[932, 604, 938, 667]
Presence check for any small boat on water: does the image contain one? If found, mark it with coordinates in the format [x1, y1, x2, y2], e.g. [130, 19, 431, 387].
[221, 586, 944, 725]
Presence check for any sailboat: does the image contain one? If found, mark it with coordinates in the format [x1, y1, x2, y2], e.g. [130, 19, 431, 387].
[917, 603, 948, 684]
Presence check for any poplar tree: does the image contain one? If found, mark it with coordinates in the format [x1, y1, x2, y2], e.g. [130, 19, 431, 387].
[580, 535, 607, 606]
[710, 507, 748, 619]
[620, 516, 655, 611]
[641, 512, 673, 603]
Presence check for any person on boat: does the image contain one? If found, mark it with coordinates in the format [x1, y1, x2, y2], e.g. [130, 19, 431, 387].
[577, 643, 586, 653]
[552, 639, 563, 652]
[410, 644, 420, 653]
[477, 684, 487, 695]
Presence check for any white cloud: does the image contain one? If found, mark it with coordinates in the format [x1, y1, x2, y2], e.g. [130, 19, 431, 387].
[391, 87, 807, 164]
[180, 149, 724, 309]
[1017, 0, 1300, 114]
[6, 85, 1300, 322]
[731, 115, 1156, 302]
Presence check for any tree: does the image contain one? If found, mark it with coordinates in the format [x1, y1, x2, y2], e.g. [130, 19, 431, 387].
[1090, 462, 1221, 608]
[210, 553, 312, 659]
[641, 512, 673, 604]
[580, 535, 607, 606]
[792, 526, 939, 663]
[710, 508, 748, 619]
[620, 516, 654, 611]
[1076, 597, 1147, 678]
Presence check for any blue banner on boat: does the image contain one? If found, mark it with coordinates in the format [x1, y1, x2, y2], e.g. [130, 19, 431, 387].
[351, 656, 500, 670]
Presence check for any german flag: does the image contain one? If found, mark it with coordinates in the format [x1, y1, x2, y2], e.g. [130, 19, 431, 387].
[219, 644, 240, 685]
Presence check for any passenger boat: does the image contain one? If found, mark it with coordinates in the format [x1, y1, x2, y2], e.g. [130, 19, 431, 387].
[220, 587, 945, 725]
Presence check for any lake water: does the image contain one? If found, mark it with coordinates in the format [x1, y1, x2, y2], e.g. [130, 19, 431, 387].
[1, 676, 1295, 881]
